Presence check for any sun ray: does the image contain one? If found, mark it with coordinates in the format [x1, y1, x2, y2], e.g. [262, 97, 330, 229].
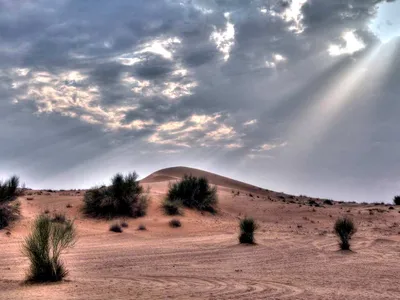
[285, 41, 397, 155]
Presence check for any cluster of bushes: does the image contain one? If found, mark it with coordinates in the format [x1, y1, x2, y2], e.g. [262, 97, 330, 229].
[162, 174, 217, 215]
[0, 176, 21, 229]
[394, 196, 400, 206]
[8, 169, 380, 284]
[83, 172, 149, 218]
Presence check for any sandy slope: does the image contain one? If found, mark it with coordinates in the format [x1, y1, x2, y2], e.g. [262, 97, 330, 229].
[1, 167, 399, 299]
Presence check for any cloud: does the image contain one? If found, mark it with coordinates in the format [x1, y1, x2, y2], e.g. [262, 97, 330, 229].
[1, 0, 399, 203]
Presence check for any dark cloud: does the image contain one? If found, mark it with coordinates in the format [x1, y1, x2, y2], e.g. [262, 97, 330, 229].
[0, 0, 399, 202]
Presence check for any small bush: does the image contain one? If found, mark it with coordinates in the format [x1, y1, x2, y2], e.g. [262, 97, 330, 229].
[0, 176, 20, 203]
[121, 221, 129, 228]
[334, 217, 356, 250]
[239, 217, 258, 244]
[324, 199, 333, 205]
[0, 176, 21, 229]
[162, 200, 182, 215]
[66, 204, 72, 208]
[23, 214, 76, 282]
[308, 200, 317, 206]
[137, 224, 146, 231]
[109, 223, 123, 233]
[51, 213, 66, 223]
[166, 174, 217, 212]
[393, 196, 400, 206]
[83, 172, 149, 218]
[169, 219, 181, 228]
[0, 201, 20, 229]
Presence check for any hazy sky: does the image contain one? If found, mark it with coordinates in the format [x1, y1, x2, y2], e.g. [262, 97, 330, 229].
[1, 0, 400, 203]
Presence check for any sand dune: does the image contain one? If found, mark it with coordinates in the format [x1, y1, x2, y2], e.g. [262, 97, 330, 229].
[142, 166, 269, 193]
[1, 167, 399, 299]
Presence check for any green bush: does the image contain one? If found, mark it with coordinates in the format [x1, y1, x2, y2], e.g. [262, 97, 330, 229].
[0, 201, 20, 229]
[0, 176, 21, 229]
[0, 176, 19, 203]
[83, 172, 148, 218]
[23, 214, 76, 282]
[166, 175, 217, 212]
[162, 200, 182, 215]
[393, 196, 400, 206]
[334, 217, 356, 250]
[239, 217, 258, 244]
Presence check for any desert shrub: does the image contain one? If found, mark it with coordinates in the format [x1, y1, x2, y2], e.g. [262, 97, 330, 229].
[166, 175, 217, 212]
[162, 200, 182, 215]
[121, 221, 129, 228]
[0, 201, 20, 229]
[308, 199, 317, 206]
[239, 217, 258, 244]
[324, 199, 333, 205]
[51, 213, 66, 223]
[23, 214, 76, 282]
[137, 224, 146, 231]
[109, 222, 123, 233]
[169, 219, 181, 228]
[83, 172, 149, 218]
[0, 176, 21, 229]
[0, 176, 20, 202]
[393, 196, 400, 206]
[334, 217, 356, 250]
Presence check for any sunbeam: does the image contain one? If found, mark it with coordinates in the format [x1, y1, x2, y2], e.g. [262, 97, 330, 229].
[285, 41, 398, 156]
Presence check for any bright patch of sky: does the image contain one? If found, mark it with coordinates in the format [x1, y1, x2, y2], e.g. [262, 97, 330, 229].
[328, 31, 365, 56]
[211, 12, 235, 61]
[370, 1, 400, 43]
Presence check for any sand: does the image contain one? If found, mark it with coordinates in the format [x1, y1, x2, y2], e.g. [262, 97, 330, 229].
[1, 167, 399, 299]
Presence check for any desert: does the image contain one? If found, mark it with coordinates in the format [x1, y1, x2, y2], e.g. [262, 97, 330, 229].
[1, 167, 399, 299]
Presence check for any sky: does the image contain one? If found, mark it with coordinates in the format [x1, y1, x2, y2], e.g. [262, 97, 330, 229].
[1, 0, 400, 203]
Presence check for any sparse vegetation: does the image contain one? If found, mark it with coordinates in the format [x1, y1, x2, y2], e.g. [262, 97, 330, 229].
[121, 221, 129, 228]
[324, 199, 333, 205]
[0, 176, 21, 229]
[334, 217, 356, 250]
[162, 200, 182, 215]
[169, 219, 181, 228]
[23, 214, 76, 282]
[165, 174, 217, 213]
[137, 224, 146, 231]
[51, 213, 66, 223]
[394, 196, 400, 206]
[109, 222, 123, 233]
[239, 217, 258, 244]
[83, 172, 149, 218]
